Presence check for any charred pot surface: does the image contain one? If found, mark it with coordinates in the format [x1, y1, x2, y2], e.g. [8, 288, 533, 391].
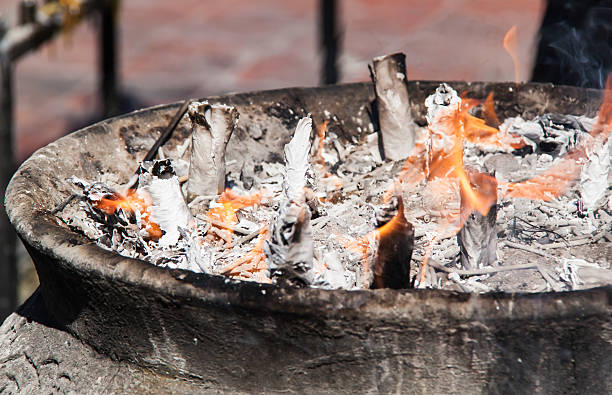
[373, 196, 414, 289]
[265, 117, 316, 286]
[458, 171, 498, 270]
[186, 101, 238, 200]
[370, 53, 417, 161]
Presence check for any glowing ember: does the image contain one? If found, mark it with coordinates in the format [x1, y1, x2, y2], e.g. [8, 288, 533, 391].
[95, 189, 162, 240]
[220, 228, 271, 283]
[206, 188, 263, 233]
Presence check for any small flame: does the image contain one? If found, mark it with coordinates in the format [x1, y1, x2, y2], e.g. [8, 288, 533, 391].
[462, 96, 526, 150]
[314, 120, 330, 168]
[206, 188, 263, 241]
[393, 92, 504, 286]
[483, 92, 500, 128]
[340, 201, 411, 288]
[313, 120, 343, 192]
[503, 25, 521, 83]
[95, 189, 162, 240]
[207, 189, 262, 226]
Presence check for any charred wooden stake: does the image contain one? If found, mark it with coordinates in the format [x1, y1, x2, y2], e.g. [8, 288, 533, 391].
[369, 53, 417, 161]
[186, 101, 239, 201]
[372, 196, 414, 289]
[457, 172, 498, 270]
[265, 117, 316, 286]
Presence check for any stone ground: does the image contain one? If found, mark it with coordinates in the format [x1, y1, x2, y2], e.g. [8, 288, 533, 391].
[0, 0, 543, 303]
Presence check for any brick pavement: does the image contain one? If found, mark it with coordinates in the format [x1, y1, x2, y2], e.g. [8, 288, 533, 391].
[1, 0, 543, 162]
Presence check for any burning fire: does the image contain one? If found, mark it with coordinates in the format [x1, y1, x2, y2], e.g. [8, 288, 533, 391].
[347, 70, 610, 287]
[206, 189, 263, 235]
[95, 189, 162, 240]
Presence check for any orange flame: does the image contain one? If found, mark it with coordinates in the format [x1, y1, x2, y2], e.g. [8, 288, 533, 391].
[340, 201, 413, 287]
[206, 188, 263, 237]
[501, 75, 612, 200]
[95, 189, 162, 240]
[503, 25, 521, 83]
[315, 120, 330, 168]
[313, 120, 343, 191]
[483, 92, 500, 128]
[462, 95, 526, 150]
[421, 99, 498, 217]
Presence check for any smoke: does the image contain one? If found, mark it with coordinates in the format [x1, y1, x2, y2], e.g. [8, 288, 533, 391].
[532, 3, 612, 89]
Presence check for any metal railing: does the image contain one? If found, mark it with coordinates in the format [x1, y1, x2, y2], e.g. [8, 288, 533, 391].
[0, 0, 118, 321]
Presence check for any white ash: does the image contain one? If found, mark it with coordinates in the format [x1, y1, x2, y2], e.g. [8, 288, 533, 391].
[57, 88, 612, 293]
[580, 140, 610, 212]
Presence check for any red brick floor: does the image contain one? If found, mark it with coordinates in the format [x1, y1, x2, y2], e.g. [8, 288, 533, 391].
[0, 0, 543, 162]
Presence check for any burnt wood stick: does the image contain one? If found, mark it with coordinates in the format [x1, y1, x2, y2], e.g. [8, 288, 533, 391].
[457, 172, 498, 270]
[370, 53, 417, 161]
[319, 0, 340, 85]
[372, 196, 414, 289]
[99, 0, 118, 117]
[18, 0, 37, 26]
[143, 99, 192, 163]
[186, 101, 238, 200]
[126, 99, 192, 190]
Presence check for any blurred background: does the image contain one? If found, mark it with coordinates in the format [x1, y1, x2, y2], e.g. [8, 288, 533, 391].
[1, 0, 544, 162]
[0, 0, 550, 318]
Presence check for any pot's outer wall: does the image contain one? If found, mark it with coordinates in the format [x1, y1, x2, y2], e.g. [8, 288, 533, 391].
[5, 82, 612, 394]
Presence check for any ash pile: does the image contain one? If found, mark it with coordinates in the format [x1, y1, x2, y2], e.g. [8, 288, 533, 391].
[56, 53, 612, 293]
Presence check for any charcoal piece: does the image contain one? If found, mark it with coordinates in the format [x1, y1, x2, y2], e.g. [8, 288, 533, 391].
[538, 114, 586, 132]
[370, 53, 417, 161]
[372, 197, 414, 289]
[151, 159, 175, 178]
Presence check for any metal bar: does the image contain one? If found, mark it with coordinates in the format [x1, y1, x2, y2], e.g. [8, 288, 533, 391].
[319, 0, 340, 85]
[18, 0, 37, 26]
[100, 0, 118, 117]
[0, 52, 17, 322]
[0, 0, 103, 62]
